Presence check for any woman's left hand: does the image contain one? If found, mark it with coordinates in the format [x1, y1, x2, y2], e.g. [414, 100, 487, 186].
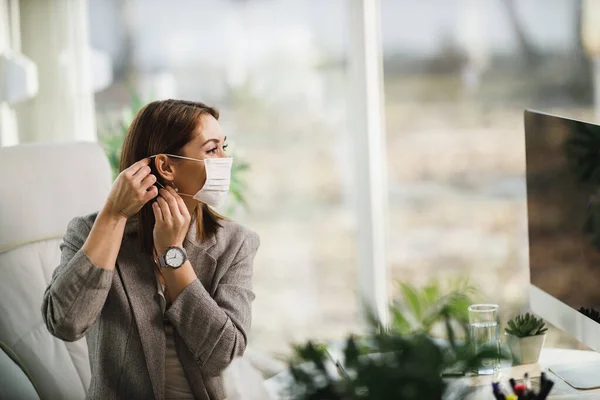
[152, 186, 192, 256]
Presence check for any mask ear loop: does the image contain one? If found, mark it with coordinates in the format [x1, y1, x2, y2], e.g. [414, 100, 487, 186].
[154, 180, 195, 197]
[150, 154, 231, 199]
[149, 154, 202, 197]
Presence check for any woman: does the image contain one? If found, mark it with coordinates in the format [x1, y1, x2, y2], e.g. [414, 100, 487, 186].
[42, 99, 259, 400]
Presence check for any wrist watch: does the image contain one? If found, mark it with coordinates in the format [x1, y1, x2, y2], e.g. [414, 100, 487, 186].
[157, 246, 188, 268]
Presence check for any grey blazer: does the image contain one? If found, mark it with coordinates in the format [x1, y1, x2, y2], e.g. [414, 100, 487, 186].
[41, 211, 259, 400]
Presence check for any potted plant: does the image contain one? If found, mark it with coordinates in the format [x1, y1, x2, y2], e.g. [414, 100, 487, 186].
[505, 313, 548, 365]
[285, 280, 509, 399]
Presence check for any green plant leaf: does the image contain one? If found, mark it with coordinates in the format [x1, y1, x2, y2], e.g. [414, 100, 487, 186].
[399, 282, 423, 321]
[390, 307, 412, 334]
[422, 282, 439, 309]
[506, 313, 547, 338]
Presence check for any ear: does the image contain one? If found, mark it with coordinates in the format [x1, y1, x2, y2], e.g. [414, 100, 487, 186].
[153, 154, 176, 182]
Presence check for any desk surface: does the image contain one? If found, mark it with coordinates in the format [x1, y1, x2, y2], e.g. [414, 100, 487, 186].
[465, 348, 600, 399]
[264, 348, 600, 399]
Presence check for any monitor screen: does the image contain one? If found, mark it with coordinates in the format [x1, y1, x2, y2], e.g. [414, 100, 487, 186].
[526, 110, 600, 322]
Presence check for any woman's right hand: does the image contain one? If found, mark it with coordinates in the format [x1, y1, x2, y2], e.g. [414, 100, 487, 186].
[104, 158, 159, 219]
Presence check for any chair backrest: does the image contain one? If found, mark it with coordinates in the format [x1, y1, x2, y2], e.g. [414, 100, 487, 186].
[0, 344, 40, 400]
[0, 141, 112, 399]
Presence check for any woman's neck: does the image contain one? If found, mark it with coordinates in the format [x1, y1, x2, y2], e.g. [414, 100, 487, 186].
[182, 198, 198, 217]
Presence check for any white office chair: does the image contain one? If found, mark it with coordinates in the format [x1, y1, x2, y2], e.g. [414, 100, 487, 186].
[0, 141, 112, 399]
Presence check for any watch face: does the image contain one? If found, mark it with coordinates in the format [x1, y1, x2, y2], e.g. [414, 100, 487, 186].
[165, 247, 185, 267]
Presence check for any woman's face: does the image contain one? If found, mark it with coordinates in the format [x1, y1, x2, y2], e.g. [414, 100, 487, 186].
[155, 114, 228, 210]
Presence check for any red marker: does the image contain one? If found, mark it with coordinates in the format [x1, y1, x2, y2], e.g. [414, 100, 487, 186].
[514, 383, 526, 395]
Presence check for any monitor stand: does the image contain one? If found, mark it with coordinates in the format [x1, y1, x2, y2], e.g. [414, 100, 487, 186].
[549, 361, 600, 390]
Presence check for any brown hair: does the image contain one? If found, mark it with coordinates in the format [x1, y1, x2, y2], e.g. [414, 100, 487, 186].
[119, 99, 224, 255]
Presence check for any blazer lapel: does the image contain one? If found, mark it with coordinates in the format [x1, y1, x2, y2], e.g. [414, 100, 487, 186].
[184, 217, 218, 293]
[118, 237, 166, 400]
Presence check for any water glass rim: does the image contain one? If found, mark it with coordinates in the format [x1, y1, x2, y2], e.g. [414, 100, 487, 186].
[468, 304, 499, 312]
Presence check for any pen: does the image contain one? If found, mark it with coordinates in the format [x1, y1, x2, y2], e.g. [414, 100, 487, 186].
[335, 360, 349, 379]
[537, 380, 555, 400]
[492, 382, 506, 400]
[509, 378, 517, 392]
[540, 371, 546, 385]
[441, 371, 466, 378]
[525, 389, 535, 400]
[522, 372, 535, 400]
[498, 382, 511, 396]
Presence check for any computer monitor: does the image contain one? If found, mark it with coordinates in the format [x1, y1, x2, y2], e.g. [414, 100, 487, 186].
[526, 109, 600, 389]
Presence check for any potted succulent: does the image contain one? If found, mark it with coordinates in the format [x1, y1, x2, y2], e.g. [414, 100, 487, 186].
[505, 313, 548, 365]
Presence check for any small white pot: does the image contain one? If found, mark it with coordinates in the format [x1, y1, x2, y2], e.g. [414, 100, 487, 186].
[505, 333, 546, 365]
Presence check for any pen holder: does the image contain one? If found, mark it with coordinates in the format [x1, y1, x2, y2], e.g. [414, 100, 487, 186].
[492, 372, 554, 400]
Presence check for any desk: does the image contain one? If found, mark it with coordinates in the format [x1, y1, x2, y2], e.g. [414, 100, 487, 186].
[464, 348, 600, 399]
[264, 348, 600, 399]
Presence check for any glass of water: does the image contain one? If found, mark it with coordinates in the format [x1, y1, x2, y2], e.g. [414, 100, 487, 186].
[468, 304, 500, 375]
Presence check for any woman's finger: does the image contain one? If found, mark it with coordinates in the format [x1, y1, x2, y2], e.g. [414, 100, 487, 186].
[143, 185, 159, 202]
[156, 194, 172, 220]
[165, 186, 189, 217]
[161, 187, 181, 218]
[140, 173, 157, 190]
[132, 165, 151, 182]
[125, 158, 150, 178]
[152, 201, 163, 222]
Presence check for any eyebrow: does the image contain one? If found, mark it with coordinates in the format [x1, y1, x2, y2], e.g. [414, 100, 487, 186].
[201, 136, 227, 147]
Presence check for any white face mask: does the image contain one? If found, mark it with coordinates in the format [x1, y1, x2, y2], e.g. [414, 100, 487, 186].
[150, 154, 233, 208]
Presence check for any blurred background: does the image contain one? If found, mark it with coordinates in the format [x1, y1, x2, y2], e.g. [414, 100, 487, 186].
[2, 0, 599, 359]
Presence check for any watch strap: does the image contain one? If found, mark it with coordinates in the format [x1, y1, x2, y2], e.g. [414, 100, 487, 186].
[157, 254, 167, 268]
